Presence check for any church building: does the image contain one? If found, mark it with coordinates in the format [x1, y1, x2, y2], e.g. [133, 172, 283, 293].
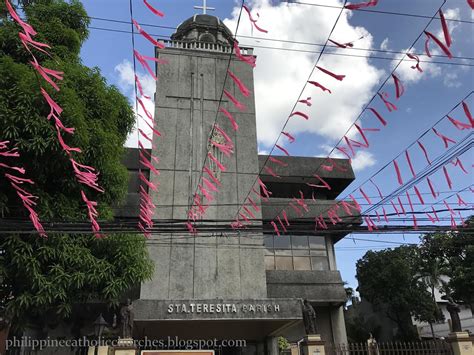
[117, 10, 359, 355]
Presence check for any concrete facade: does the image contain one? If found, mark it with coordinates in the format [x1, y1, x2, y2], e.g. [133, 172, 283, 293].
[115, 13, 358, 354]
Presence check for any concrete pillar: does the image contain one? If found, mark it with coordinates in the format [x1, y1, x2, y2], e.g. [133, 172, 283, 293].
[447, 332, 473, 355]
[266, 336, 279, 355]
[330, 306, 348, 344]
[300, 335, 325, 355]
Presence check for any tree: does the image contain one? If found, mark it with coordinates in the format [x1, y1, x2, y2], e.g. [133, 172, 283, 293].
[419, 216, 474, 308]
[0, 0, 153, 331]
[356, 246, 440, 341]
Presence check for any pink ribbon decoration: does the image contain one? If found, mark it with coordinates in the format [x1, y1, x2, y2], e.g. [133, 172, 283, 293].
[315, 215, 328, 230]
[199, 184, 214, 202]
[295, 191, 309, 212]
[137, 97, 154, 122]
[328, 39, 354, 48]
[275, 144, 290, 156]
[143, 119, 162, 137]
[439, 9, 452, 48]
[390, 200, 400, 216]
[271, 221, 280, 236]
[339, 200, 359, 216]
[203, 166, 222, 187]
[132, 19, 165, 48]
[233, 41, 256, 68]
[247, 196, 260, 212]
[369, 179, 384, 200]
[462, 101, 474, 127]
[30, 56, 63, 91]
[407, 53, 423, 72]
[298, 97, 312, 106]
[139, 144, 159, 163]
[364, 216, 378, 232]
[424, 31, 453, 58]
[134, 50, 162, 81]
[276, 216, 287, 233]
[282, 210, 290, 226]
[393, 160, 403, 185]
[139, 151, 159, 175]
[443, 166, 453, 189]
[457, 193, 467, 206]
[210, 141, 234, 157]
[444, 200, 456, 217]
[289, 202, 303, 217]
[451, 157, 468, 174]
[243, 206, 256, 219]
[426, 177, 438, 198]
[359, 187, 372, 205]
[378, 92, 397, 112]
[432, 128, 456, 148]
[138, 128, 153, 142]
[468, 0, 474, 9]
[242, 4, 268, 33]
[335, 146, 352, 161]
[345, 0, 378, 10]
[135, 75, 151, 99]
[223, 89, 246, 111]
[257, 178, 272, 199]
[19, 32, 51, 56]
[349, 194, 362, 212]
[310, 175, 331, 190]
[219, 107, 238, 131]
[81, 191, 101, 238]
[417, 140, 431, 165]
[227, 70, 250, 97]
[57, 127, 81, 154]
[413, 185, 425, 205]
[70, 159, 104, 192]
[143, 0, 164, 17]
[202, 177, 218, 193]
[316, 66, 345, 81]
[397, 196, 406, 215]
[290, 111, 309, 120]
[405, 150, 416, 178]
[367, 107, 387, 126]
[391, 74, 405, 99]
[208, 152, 227, 172]
[269, 156, 288, 167]
[282, 131, 295, 143]
[424, 36, 432, 58]
[321, 158, 348, 172]
[264, 166, 280, 178]
[448, 115, 472, 130]
[308, 81, 331, 94]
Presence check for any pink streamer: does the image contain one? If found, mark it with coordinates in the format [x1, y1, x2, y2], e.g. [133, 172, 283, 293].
[233, 41, 256, 68]
[407, 53, 423, 72]
[316, 66, 345, 81]
[132, 19, 165, 48]
[462, 101, 474, 127]
[443, 166, 453, 189]
[223, 89, 246, 111]
[81, 191, 101, 238]
[405, 150, 416, 178]
[367, 107, 387, 126]
[417, 141, 431, 165]
[432, 128, 456, 148]
[378, 92, 397, 112]
[393, 160, 403, 185]
[308, 81, 331, 94]
[227, 70, 250, 97]
[275, 144, 290, 156]
[424, 31, 453, 58]
[391, 74, 405, 99]
[269, 156, 288, 167]
[290, 111, 309, 120]
[439, 9, 452, 48]
[219, 107, 238, 131]
[345, 0, 378, 10]
[298, 97, 312, 106]
[426, 177, 438, 198]
[282, 131, 295, 143]
[143, 0, 164, 17]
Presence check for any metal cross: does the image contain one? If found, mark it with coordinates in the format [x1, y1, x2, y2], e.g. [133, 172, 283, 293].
[194, 0, 215, 14]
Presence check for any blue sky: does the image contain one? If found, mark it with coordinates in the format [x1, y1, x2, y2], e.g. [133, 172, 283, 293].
[78, 0, 473, 290]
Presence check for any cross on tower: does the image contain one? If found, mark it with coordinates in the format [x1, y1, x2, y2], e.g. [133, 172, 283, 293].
[194, 0, 215, 14]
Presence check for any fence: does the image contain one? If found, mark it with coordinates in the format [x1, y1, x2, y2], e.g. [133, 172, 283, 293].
[325, 341, 453, 355]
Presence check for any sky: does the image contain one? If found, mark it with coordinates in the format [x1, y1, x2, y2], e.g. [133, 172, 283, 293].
[78, 0, 474, 290]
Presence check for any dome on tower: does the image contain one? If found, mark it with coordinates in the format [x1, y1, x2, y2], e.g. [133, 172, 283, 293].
[171, 14, 234, 46]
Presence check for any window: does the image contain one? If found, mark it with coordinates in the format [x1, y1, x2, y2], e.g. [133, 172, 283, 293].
[264, 235, 329, 271]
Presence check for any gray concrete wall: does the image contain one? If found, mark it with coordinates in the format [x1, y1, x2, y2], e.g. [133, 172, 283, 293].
[142, 47, 267, 300]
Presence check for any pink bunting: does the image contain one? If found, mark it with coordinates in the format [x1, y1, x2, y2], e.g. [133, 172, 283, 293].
[328, 39, 353, 48]
[219, 107, 238, 131]
[407, 53, 423, 72]
[405, 150, 416, 178]
[276, 216, 287, 233]
[223, 89, 246, 111]
[378, 92, 397, 112]
[143, 119, 162, 137]
[443, 166, 453, 189]
[315, 214, 328, 230]
[444, 200, 456, 217]
[289, 202, 303, 217]
[70, 159, 104, 192]
[202, 176, 218, 193]
[143, 0, 164, 17]
[199, 184, 214, 202]
[134, 50, 158, 80]
[282, 210, 290, 226]
[269, 156, 288, 167]
[242, 4, 268, 33]
[462, 101, 474, 127]
[137, 97, 154, 122]
[451, 157, 468, 174]
[364, 216, 378, 232]
[208, 152, 227, 172]
[448, 115, 472, 130]
[457, 193, 467, 206]
[367, 107, 387, 126]
[424, 36, 432, 58]
[321, 158, 348, 173]
[413, 185, 425, 205]
[369, 179, 384, 199]
[311, 175, 332, 190]
[233, 41, 257, 68]
[132, 19, 165, 48]
[243, 206, 256, 219]
[227, 70, 250, 97]
[248, 196, 260, 212]
[203, 166, 222, 187]
[211, 141, 234, 157]
[426, 177, 438, 198]
[5, 0, 37, 37]
[432, 128, 456, 148]
[275, 144, 290, 156]
[393, 160, 403, 185]
[264, 166, 280, 178]
[30, 57, 63, 91]
[345, 0, 378, 10]
[19, 32, 51, 55]
[257, 178, 272, 199]
[57, 127, 81, 154]
[424, 31, 453, 58]
[391, 74, 405, 99]
[439, 9, 452, 48]
[290, 111, 309, 120]
[138, 128, 153, 142]
[308, 81, 331, 94]
[316, 66, 345, 81]
[335, 146, 352, 161]
[349, 194, 362, 212]
[468, 0, 474, 9]
[298, 97, 312, 106]
[271, 221, 280, 236]
[417, 141, 431, 165]
[135, 75, 151, 99]
[397, 196, 406, 215]
[282, 131, 295, 143]
[81, 191, 101, 238]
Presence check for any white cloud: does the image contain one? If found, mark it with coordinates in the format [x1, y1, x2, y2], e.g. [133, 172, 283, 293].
[443, 72, 462, 88]
[224, 0, 384, 147]
[380, 38, 390, 51]
[320, 144, 376, 172]
[114, 60, 156, 148]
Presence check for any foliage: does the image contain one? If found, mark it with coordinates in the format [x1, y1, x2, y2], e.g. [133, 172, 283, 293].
[418, 216, 474, 307]
[277, 336, 289, 351]
[356, 246, 438, 341]
[0, 0, 152, 330]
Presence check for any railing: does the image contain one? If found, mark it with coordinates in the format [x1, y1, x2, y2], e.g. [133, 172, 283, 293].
[325, 341, 454, 355]
[161, 39, 254, 55]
